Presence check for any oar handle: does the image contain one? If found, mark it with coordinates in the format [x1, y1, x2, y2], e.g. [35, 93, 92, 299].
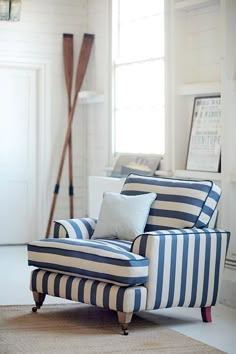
[63, 33, 74, 218]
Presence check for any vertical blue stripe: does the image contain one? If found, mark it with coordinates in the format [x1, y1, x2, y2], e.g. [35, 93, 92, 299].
[133, 289, 141, 312]
[166, 237, 177, 307]
[103, 283, 112, 309]
[226, 232, 231, 252]
[78, 278, 86, 303]
[67, 220, 83, 239]
[80, 219, 94, 238]
[200, 232, 211, 307]
[42, 272, 50, 293]
[116, 288, 125, 312]
[54, 274, 62, 297]
[139, 235, 148, 257]
[189, 233, 200, 307]
[31, 269, 40, 291]
[212, 232, 222, 305]
[53, 223, 60, 238]
[178, 234, 189, 306]
[154, 236, 165, 309]
[66, 276, 74, 300]
[90, 281, 99, 305]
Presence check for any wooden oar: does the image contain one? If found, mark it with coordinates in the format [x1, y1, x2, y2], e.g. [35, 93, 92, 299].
[46, 33, 95, 237]
[63, 33, 74, 219]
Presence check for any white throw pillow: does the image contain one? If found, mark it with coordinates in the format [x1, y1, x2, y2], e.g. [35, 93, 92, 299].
[92, 192, 156, 241]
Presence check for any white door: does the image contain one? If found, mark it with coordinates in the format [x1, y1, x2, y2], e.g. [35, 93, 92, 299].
[0, 66, 37, 244]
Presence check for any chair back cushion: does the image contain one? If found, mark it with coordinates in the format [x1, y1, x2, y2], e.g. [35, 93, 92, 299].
[121, 174, 221, 231]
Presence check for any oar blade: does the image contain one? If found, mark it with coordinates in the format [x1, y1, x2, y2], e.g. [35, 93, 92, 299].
[63, 33, 74, 102]
[75, 33, 95, 95]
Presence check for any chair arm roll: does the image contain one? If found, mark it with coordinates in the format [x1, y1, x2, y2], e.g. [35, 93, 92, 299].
[132, 228, 230, 257]
[53, 217, 97, 239]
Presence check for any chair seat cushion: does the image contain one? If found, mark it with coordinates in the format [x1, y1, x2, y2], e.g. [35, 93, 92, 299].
[28, 238, 149, 286]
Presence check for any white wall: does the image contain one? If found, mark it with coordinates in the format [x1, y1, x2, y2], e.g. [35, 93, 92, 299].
[0, 0, 111, 237]
[0, 0, 91, 236]
[86, 0, 111, 178]
[0, 0, 235, 302]
[1, 0, 235, 262]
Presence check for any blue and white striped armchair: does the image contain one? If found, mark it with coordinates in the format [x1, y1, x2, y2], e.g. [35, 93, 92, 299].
[28, 174, 230, 335]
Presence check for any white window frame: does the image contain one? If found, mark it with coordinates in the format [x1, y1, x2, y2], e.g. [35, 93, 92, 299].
[111, 0, 167, 160]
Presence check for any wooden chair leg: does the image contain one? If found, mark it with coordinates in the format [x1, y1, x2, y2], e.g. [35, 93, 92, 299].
[32, 291, 46, 312]
[201, 306, 212, 322]
[117, 311, 133, 335]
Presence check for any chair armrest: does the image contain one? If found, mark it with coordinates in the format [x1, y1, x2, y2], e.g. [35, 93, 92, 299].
[131, 228, 230, 310]
[53, 218, 97, 239]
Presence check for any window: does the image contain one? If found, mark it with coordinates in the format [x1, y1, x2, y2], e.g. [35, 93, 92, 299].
[112, 0, 165, 155]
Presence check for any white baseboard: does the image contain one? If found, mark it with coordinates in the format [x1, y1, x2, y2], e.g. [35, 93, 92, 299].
[219, 268, 236, 308]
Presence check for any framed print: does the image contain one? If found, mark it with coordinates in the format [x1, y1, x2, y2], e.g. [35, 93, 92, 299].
[186, 96, 221, 172]
[0, 0, 21, 21]
[0, 0, 10, 20]
[10, 0, 21, 21]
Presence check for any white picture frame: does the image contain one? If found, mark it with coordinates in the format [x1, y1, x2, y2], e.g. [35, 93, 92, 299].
[186, 96, 221, 172]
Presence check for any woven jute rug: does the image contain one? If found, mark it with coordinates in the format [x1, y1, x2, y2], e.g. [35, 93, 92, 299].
[0, 304, 224, 353]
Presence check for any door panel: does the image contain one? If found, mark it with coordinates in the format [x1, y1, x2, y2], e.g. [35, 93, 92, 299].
[0, 67, 37, 244]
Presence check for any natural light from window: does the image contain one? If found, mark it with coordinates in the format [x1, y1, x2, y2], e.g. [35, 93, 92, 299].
[112, 0, 165, 154]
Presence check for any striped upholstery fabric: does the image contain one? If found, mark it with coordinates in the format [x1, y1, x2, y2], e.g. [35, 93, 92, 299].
[121, 174, 221, 231]
[30, 269, 147, 313]
[132, 228, 230, 310]
[195, 182, 221, 228]
[53, 218, 97, 239]
[28, 238, 148, 286]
